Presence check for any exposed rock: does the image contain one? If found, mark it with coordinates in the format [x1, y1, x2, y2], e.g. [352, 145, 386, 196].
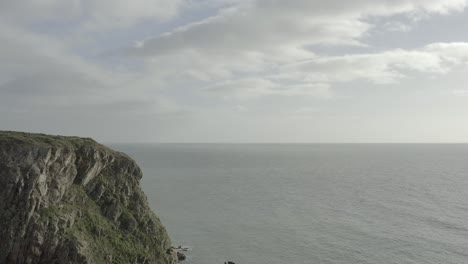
[176, 252, 186, 261]
[0, 131, 177, 264]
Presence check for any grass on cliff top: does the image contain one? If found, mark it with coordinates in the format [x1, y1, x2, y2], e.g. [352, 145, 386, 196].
[0, 130, 103, 149]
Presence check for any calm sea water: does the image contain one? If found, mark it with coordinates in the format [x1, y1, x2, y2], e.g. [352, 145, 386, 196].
[111, 144, 468, 264]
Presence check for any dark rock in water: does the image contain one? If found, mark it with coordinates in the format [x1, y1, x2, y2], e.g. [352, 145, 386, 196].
[0, 131, 177, 264]
[177, 251, 186, 261]
[174, 245, 189, 252]
[225, 261, 236, 264]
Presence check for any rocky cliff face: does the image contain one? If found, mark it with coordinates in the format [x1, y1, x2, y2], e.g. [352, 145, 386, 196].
[0, 131, 177, 264]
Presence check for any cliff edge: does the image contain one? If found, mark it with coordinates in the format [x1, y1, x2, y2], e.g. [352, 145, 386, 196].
[0, 131, 177, 264]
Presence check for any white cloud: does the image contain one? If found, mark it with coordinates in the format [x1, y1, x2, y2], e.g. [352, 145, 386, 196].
[452, 89, 468, 96]
[290, 48, 449, 84]
[424, 42, 468, 63]
[197, 41, 468, 100]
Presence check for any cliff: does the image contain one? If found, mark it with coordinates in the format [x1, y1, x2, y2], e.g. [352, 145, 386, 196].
[0, 131, 177, 264]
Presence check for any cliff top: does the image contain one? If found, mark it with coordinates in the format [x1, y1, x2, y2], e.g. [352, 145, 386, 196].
[0, 130, 102, 148]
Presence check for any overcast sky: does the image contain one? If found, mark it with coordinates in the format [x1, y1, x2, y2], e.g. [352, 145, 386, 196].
[2, 0, 468, 142]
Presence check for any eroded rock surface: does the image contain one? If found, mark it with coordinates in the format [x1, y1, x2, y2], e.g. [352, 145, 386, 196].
[0, 131, 177, 264]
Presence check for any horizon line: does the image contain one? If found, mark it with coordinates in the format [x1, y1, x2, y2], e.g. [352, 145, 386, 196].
[105, 142, 468, 145]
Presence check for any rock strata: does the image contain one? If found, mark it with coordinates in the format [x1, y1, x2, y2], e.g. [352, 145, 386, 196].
[0, 131, 177, 264]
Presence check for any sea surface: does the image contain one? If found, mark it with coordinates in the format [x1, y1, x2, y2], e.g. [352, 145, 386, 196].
[111, 144, 468, 264]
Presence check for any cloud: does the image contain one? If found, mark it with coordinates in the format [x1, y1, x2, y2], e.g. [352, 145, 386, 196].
[383, 21, 413, 32]
[0, 25, 114, 93]
[424, 42, 468, 63]
[131, 0, 468, 56]
[197, 41, 468, 100]
[3, 1, 468, 106]
[129, 2, 369, 58]
[0, 0, 184, 30]
[452, 89, 468, 96]
[288, 48, 449, 84]
[118, 0, 468, 100]
[82, 0, 184, 29]
[204, 78, 332, 100]
[0, 24, 184, 117]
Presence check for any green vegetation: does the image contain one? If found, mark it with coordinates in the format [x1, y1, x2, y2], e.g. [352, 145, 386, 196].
[0, 131, 112, 152]
[37, 183, 168, 264]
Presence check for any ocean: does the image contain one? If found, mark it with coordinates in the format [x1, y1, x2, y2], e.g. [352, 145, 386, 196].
[111, 144, 468, 264]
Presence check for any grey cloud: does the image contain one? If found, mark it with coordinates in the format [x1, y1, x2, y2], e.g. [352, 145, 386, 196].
[204, 78, 332, 100]
[129, 4, 368, 57]
[383, 21, 413, 32]
[120, 0, 468, 100]
[131, 0, 468, 57]
[0, 24, 187, 119]
[0, 0, 184, 30]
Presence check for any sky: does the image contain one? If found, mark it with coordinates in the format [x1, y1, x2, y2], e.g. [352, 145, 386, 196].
[2, 0, 468, 143]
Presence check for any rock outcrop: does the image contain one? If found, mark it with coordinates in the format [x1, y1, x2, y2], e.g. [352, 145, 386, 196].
[0, 131, 177, 264]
